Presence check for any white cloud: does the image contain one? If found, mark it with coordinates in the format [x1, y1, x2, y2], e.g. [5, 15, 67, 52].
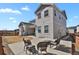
[9, 17, 17, 23]
[73, 16, 78, 19]
[0, 8, 21, 14]
[9, 17, 15, 20]
[12, 20, 17, 23]
[21, 6, 30, 11]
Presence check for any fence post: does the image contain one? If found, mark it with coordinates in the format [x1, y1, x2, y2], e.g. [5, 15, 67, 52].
[71, 34, 75, 55]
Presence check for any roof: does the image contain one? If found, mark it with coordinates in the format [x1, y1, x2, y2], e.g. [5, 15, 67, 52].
[77, 25, 79, 27]
[29, 19, 35, 23]
[67, 26, 76, 29]
[61, 10, 67, 19]
[35, 3, 67, 19]
[67, 25, 79, 30]
[19, 22, 34, 27]
[35, 4, 53, 14]
[14, 29, 19, 32]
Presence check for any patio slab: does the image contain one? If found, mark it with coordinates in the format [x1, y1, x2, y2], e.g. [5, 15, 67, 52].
[8, 38, 71, 55]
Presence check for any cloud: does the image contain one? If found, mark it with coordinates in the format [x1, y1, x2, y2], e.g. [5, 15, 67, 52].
[21, 6, 30, 11]
[9, 17, 17, 23]
[9, 17, 15, 20]
[12, 20, 17, 23]
[0, 8, 21, 14]
[73, 16, 78, 19]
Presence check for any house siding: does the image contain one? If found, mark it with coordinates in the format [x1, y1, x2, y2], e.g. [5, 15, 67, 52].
[35, 6, 54, 39]
[53, 6, 66, 39]
[76, 26, 79, 33]
[35, 4, 67, 40]
[19, 23, 35, 36]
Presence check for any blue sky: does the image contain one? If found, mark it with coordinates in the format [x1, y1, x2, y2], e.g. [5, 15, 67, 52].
[56, 3, 79, 27]
[0, 3, 78, 30]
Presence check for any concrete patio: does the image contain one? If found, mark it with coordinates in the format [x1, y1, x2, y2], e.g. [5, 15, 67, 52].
[3, 37, 72, 55]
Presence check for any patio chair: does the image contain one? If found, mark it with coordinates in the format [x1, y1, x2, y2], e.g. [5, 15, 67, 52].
[37, 42, 49, 54]
[23, 38, 32, 50]
[50, 39, 61, 48]
[26, 45, 38, 55]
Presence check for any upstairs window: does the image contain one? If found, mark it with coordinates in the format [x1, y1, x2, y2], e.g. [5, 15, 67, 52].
[44, 25, 49, 33]
[38, 13, 41, 19]
[44, 10, 48, 17]
[38, 26, 41, 33]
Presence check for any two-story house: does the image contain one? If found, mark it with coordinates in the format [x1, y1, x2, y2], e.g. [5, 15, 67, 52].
[35, 4, 67, 39]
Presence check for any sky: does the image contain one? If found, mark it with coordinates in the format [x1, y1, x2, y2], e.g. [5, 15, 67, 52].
[0, 3, 78, 30]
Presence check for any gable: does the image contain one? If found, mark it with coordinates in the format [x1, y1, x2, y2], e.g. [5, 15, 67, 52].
[35, 4, 67, 19]
[35, 4, 51, 14]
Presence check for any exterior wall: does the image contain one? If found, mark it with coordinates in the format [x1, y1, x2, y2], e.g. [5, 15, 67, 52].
[53, 7, 66, 39]
[76, 26, 79, 33]
[36, 6, 54, 39]
[67, 29, 75, 34]
[19, 25, 24, 35]
[19, 24, 29, 35]
[23, 24, 28, 33]
[19, 24, 35, 36]
[19, 26, 22, 35]
[35, 4, 67, 39]
[23, 24, 35, 35]
[28, 25, 35, 35]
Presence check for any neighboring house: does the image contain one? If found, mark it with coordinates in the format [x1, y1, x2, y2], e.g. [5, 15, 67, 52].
[35, 4, 67, 39]
[76, 25, 79, 33]
[14, 29, 19, 35]
[29, 19, 35, 24]
[19, 22, 35, 36]
[67, 26, 76, 34]
[67, 25, 79, 34]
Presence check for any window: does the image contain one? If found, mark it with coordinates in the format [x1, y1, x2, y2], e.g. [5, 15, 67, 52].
[54, 10, 56, 16]
[44, 25, 48, 33]
[38, 26, 41, 33]
[44, 10, 48, 17]
[38, 13, 41, 19]
[59, 15, 61, 19]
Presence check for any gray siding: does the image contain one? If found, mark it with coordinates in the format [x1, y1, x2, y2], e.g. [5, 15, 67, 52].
[35, 4, 67, 40]
[53, 7, 66, 39]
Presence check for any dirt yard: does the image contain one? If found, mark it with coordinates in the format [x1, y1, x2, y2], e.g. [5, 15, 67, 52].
[2, 36, 71, 55]
[2, 36, 34, 55]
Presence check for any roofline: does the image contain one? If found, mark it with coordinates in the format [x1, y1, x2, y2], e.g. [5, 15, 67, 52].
[35, 3, 67, 19]
[53, 4, 67, 19]
[67, 26, 76, 29]
[18, 22, 34, 27]
[35, 4, 53, 14]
